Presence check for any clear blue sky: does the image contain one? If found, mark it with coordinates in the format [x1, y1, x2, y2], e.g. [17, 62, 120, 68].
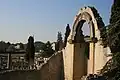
[0, 0, 113, 43]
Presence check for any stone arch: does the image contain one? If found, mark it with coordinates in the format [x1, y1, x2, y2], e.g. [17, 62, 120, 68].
[63, 6, 107, 80]
[69, 6, 105, 43]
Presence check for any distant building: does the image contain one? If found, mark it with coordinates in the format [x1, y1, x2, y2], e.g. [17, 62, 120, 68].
[15, 45, 20, 50]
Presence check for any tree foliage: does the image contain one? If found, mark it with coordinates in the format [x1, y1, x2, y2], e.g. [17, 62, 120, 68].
[89, 6, 107, 47]
[108, 0, 120, 53]
[55, 32, 63, 52]
[63, 24, 71, 48]
[101, 0, 120, 79]
[25, 36, 35, 64]
[41, 41, 55, 58]
[110, 0, 120, 24]
[19, 43, 25, 50]
[34, 41, 45, 52]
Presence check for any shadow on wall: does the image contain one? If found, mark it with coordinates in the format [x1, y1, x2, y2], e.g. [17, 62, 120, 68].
[0, 51, 64, 80]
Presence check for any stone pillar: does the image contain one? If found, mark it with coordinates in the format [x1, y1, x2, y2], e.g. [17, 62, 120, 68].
[73, 42, 87, 80]
[94, 40, 107, 74]
[63, 37, 88, 80]
[7, 53, 12, 69]
[87, 20, 96, 74]
[7, 53, 9, 69]
[63, 39, 74, 80]
[87, 42, 95, 74]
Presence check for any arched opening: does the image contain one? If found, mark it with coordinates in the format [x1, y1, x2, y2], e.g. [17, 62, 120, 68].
[74, 20, 92, 58]
[82, 22, 91, 60]
[72, 12, 98, 79]
[73, 20, 92, 79]
[82, 22, 90, 36]
[64, 7, 107, 80]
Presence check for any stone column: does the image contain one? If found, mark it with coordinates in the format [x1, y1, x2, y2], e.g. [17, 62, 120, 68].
[73, 42, 87, 80]
[87, 42, 95, 74]
[7, 53, 12, 69]
[63, 39, 74, 80]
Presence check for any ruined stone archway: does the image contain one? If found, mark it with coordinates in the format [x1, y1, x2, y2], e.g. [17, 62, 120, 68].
[63, 6, 107, 80]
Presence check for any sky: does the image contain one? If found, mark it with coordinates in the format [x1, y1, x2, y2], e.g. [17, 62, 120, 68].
[0, 0, 113, 43]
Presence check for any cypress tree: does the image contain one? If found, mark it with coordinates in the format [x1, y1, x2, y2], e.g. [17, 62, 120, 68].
[110, 0, 120, 24]
[108, 0, 120, 53]
[63, 24, 71, 48]
[102, 0, 120, 79]
[55, 32, 63, 51]
[25, 36, 35, 67]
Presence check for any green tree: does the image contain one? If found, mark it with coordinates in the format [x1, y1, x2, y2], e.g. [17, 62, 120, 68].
[63, 24, 71, 48]
[19, 43, 25, 50]
[25, 36, 35, 66]
[34, 41, 45, 52]
[101, 0, 120, 79]
[7, 42, 11, 46]
[108, 0, 120, 53]
[110, 0, 120, 24]
[55, 32, 63, 52]
[41, 41, 55, 58]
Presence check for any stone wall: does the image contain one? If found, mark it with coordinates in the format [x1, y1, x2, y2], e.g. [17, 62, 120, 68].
[0, 51, 64, 80]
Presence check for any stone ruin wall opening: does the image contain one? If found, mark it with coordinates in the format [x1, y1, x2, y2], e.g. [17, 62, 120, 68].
[63, 6, 110, 80]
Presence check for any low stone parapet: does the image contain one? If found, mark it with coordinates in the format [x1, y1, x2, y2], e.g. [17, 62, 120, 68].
[0, 51, 64, 80]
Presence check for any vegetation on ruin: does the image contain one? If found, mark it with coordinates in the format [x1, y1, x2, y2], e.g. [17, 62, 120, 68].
[100, 0, 120, 80]
[89, 6, 107, 47]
